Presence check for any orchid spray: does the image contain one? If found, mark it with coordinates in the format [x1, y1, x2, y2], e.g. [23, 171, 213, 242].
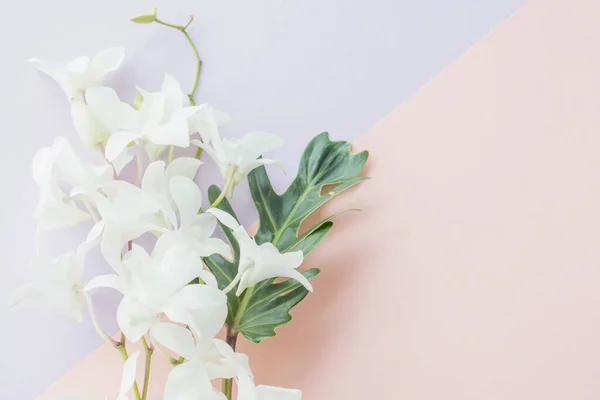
[12, 8, 369, 400]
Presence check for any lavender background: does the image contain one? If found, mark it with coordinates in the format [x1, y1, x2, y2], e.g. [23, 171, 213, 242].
[0, 0, 524, 397]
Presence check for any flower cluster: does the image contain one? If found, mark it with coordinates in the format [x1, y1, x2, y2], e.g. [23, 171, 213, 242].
[13, 22, 306, 400]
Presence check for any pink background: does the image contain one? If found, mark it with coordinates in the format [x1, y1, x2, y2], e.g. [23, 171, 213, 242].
[37, 0, 600, 398]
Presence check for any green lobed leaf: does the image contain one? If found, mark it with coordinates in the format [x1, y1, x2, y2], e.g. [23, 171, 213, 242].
[235, 268, 320, 343]
[249, 131, 369, 250]
[231, 132, 368, 343]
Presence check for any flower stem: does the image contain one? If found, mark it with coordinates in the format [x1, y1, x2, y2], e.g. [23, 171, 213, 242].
[141, 337, 153, 400]
[210, 170, 237, 209]
[221, 327, 239, 400]
[152, 15, 203, 161]
[117, 341, 143, 400]
[210, 180, 231, 208]
[168, 145, 175, 163]
[154, 16, 202, 106]
[233, 286, 255, 329]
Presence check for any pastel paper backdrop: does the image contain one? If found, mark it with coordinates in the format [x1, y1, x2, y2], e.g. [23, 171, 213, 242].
[38, 0, 600, 398]
[2, 1, 526, 397]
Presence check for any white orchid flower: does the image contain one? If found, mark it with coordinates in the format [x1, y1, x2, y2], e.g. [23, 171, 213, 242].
[206, 208, 311, 296]
[32, 137, 113, 233]
[191, 129, 284, 196]
[85, 242, 227, 343]
[95, 73, 202, 164]
[9, 238, 96, 321]
[51, 350, 140, 400]
[140, 159, 231, 259]
[150, 323, 250, 400]
[152, 323, 250, 378]
[160, 356, 226, 400]
[30, 47, 124, 102]
[87, 180, 161, 269]
[31, 48, 126, 151]
[70, 89, 136, 163]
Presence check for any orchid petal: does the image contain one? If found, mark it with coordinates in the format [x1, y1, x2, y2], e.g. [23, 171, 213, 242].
[141, 161, 167, 193]
[169, 176, 203, 228]
[66, 56, 90, 74]
[159, 244, 205, 287]
[165, 157, 202, 181]
[119, 350, 140, 398]
[150, 323, 196, 359]
[163, 361, 213, 400]
[70, 102, 106, 148]
[90, 47, 125, 82]
[84, 274, 126, 294]
[117, 296, 156, 342]
[9, 281, 83, 322]
[29, 58, 74, 98]
[206, 208, 240, 231]
[85, 86, 138, 134]
[111, 151, 135, 176]
[145, 118, 190, 147]
[163, 284, 227, 340]
[105, 130, 141, 162]
[233, 131, 284, 161]
[161, 73, 184, 117]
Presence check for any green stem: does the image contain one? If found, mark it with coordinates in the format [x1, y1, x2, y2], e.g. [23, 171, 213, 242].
[182, 29, 202, 105]
[195, 146, 203, 160]
[210, 172, 236, 209]
[210, 186, 228, 209]
[167, 145, 175, 163]
[141, 337, 153, 400]
[154, 18, 184, 30]
[117, 342, 143, 400]
[152, 15, 203, 161]
[233, 286, 255, 328]
[221, 327, 239, 400]
[154, 17, 202, 106]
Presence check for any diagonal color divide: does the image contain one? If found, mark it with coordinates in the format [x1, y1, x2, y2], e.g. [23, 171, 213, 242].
[241, 0, 600, 399]
[38, 0, 600, 398]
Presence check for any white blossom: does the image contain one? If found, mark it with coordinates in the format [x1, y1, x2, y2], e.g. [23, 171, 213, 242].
[140, 159, 231, 259]
[98, 73, 203, 163]
[30, 47, 124, 102]
[9, 239, 95, 321]
[23, 33, 318, 400]
[32, 137, 113, 233]
[87, 180, 160, 269]
[207, 208, 311, 295]
[151, 323, 251, 400]
[85, 241, 227, 342]
[192, 130, 284, 196]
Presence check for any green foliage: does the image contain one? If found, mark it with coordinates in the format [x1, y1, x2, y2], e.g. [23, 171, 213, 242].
[206, 132, 369, 343]
[249, 132, 369, 251]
